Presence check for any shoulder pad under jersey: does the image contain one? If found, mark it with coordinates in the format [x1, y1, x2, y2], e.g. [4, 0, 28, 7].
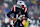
[24, 8, 28, 13]
[11, 6, 16, 12]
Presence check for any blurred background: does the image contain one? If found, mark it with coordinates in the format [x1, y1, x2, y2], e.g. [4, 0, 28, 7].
[0, 0, 40, 27]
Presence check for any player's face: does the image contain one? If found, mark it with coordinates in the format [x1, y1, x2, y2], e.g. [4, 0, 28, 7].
[21, 5, 25, 8]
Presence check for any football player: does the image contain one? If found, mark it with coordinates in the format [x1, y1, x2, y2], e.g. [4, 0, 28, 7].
[7, 1, 28, 27]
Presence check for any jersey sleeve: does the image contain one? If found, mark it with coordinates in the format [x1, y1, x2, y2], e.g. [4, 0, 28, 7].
[24, 8, 28, 18]
[7, 10, 14, 18]
[24, 7, 28, 13]
[25, 12, 29, 18]
[7, 6, 16, 18]
[24, 7, 28, 18]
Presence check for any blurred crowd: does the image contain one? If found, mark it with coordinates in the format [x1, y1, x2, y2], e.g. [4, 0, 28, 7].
[0, 0, 40, 27]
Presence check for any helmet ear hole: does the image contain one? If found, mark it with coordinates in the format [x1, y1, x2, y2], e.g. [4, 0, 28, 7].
[20, 2, 22, 3]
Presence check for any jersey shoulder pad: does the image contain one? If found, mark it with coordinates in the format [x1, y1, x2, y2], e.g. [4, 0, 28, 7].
[24, 8, 28, 13]
[11, 6, 16, 12]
